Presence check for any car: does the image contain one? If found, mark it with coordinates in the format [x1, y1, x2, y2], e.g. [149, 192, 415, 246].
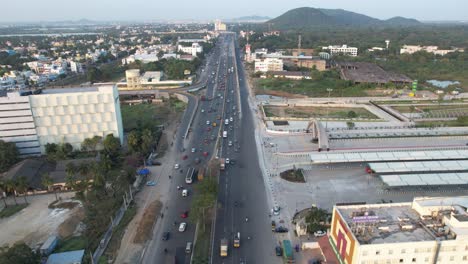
[225, 158, 230, 164]
[273, 206, 280, 215]
[179, 222, 187, 232]
[271, 220, 276, 231]
[203, 151, 209, 157]
[206, 120, 210, 125]
[146, 181, 156, 186]
[201, 109, 205, 113]
[181, 211, 189, 218]
[206, 127, 212, 132]
[182, 155, 188, 160]
[162, 232, 170, 241]
[182, 189, 188, 197]
[194, 158, 201, 164]
[204, 138, 209, 144]
[191, 148, 196, 153]
[230, 117, 233, 122]
[229, 159, 236, 165]
[174, 164, 180, 169]
[275, 246, 283, 256]
[275, 226, 288, 233]
[228, 141, 233, 147]
[314, 230, 326, 237]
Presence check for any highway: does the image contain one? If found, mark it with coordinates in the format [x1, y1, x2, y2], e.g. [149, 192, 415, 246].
[211, 33, 279, 263]
[141, 34, 234, 264]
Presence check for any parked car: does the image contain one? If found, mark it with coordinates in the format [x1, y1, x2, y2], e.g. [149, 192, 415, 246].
[314, 230, 326, 237]
[275, 246, 283, 256]
[275, 226, 288, 233]
[179, 222, 187, 232]
[146, 181, 156, 186]
[271, 220, 276, 231]
[162, 232, 170, 241]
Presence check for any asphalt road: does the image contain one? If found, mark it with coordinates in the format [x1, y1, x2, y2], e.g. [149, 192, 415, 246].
[142, 34, 233, 264]
[211, 33, 280, 264]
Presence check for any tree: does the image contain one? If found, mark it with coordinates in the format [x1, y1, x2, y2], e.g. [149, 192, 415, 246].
[347, 111, 358, 119]
[86, 66, 103, 83]
[41, 174, 58, 201]
[305, 207, 329, 233]
[103, 134, 121, 154]
[0, 180, 7, 208]
[16, 177, 28, 204]
[4, 179, 17, 205]
[44, 143, 58, 155]
[127, 130, 141, 153]
[140, 129, 154, 155]
[0, 243, 40, 264]
[0, 140, 19, 173]
[346, 121, 355, 129]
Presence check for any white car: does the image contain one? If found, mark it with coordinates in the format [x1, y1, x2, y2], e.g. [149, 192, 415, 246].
[174, 164, 180, 169]
[182, 189, 188, 197]
[314, 230, 326, 237]
[179, 222, 187, 232]
[206, 120, 210, 125]
[226, 158, 230, 164]
[191, 148, 196, 153]
[229, 117, 233, 122]
[273, 206, 280, 216]
[228, 141, 233, 147]
[201, 109, 205, 113]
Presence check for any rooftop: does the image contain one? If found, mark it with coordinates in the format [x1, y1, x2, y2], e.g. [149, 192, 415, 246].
[46, 249, 85, 264]
[337, 62, 412, 84]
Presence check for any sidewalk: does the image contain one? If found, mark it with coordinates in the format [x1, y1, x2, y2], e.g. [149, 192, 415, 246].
[114, 124, 178, 264]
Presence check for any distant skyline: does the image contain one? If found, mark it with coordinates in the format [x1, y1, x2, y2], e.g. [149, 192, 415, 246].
[2, 0, 467, 22]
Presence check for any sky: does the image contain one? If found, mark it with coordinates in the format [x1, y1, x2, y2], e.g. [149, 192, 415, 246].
[2, 0, 467, 22]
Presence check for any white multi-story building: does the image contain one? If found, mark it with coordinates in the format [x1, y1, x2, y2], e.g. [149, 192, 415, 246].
[70, 61, 83, 73]
[322, 45, 358, 57]
[400, 45, 464, 56]
[177, 43, 203, 57]
[329, 196, 468, 264]
[0, 86, 123, 156]
[214, 20, 227, 31]
[254, 58, 283, 72]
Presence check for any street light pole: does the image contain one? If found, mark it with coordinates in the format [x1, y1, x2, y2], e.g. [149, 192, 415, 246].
[326, 88, 333, 130]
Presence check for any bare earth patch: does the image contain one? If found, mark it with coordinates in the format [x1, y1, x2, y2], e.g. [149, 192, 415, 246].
[133, 200, 162, 244]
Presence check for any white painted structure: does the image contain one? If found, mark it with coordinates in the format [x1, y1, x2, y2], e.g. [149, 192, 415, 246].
[400, 45, 464, 56]
[177, 43, 203, 57]
[322, 44, 358, 57]
[0, 86, 123, 156]
[254, 58, 283, 73]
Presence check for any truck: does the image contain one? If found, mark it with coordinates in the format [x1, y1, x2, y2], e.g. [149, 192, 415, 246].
[233, 232, 240, 248]
[220, 158, 225, 170]
[185, 168, 194, 184]
[197, 168, 204, 181]
[220, 238, 228, 257]
[282, 240, 295, 263]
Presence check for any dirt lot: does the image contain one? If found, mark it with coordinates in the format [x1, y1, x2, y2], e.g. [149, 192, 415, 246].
[0, 192, 78, 248]
[133, 200, 162, 244]
[263, 105, 378, 119]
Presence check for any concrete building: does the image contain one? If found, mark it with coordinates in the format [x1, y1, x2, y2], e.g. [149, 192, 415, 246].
[254, 58, 283, 73]
[323, 45, 358, 57]
[140, 71, 163, 84]
[400, 45, 464, 56]
[70, 61, 83, 73]
[177, 43, 203, 57]
[125, 69, 141, 88]
[265, 71, 311, 80]
[329, 196, 468, 264]
[0, 86, 123, 156]
[214, 20, 227, 31]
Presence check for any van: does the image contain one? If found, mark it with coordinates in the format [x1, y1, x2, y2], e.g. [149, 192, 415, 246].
[185, 242, 192, 254]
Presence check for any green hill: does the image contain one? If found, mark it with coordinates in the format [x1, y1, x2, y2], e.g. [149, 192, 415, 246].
[267, 7, 421, 29]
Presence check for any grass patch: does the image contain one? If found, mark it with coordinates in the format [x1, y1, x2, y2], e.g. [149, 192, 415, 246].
[0, 203, 28, 218]
[280, 169, 305, 183]
[255, 71, 375, 97]
[192, 214, 212, 264]
[121, 103, 171, 132]
[416, 116, 468, 127]
[54, 236, 88, 253]
[264, 106, 378, 119]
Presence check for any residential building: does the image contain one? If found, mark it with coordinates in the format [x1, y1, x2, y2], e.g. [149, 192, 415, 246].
[400, 45, 464, 56]
[125, 69, 141, 88]
[46, 250, 85, 264]
[0, 86, 123, 156]
[177, 43, 203, 57]
[254, 58, 283, 72]
[323, 45, 358, 57]
[70, 61, 83, 73]
[329, 196, 468, 264]
[140, 71, 163, 84]
[263, 53, 327, 71]
[214, 20, 227, 31]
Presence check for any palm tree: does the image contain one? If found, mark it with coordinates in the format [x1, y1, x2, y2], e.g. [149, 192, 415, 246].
[41, 173, 58, 201]
[65, 162, 77, 178]
[16, 177, 29, 204]
[0, 180, 8, 208]
[5, 179, 18, 205]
